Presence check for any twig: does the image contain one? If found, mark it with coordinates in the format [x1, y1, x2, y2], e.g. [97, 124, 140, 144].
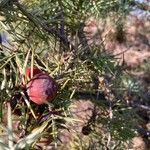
[73, 90, 150, 112]
[7, 102, 14, 148]
[131, 103, 150, 111]
[58, 0, 68, 51]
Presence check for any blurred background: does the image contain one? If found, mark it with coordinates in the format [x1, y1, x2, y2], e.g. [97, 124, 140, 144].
[0, 0, 150, 149]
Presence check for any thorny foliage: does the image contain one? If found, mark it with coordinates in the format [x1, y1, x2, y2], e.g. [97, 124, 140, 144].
[0, 0, 149, 149]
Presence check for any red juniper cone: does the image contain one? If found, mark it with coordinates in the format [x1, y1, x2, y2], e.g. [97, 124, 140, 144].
[25, 67, 43, 79]
[26, 72, 58, 105]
